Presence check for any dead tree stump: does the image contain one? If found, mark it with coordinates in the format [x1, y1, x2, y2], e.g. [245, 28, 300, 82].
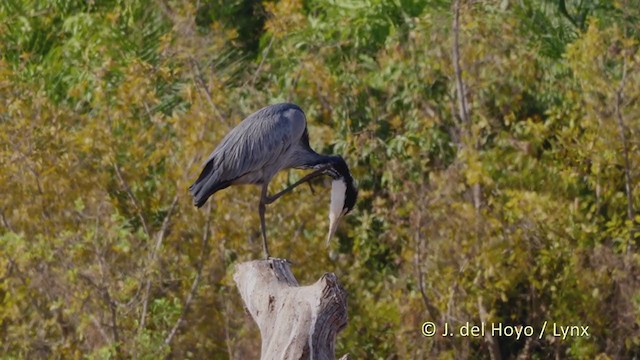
[233, 258, 349, 360]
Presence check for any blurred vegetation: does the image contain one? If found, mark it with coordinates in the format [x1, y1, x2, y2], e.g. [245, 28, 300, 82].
[1, 0, 639, 358]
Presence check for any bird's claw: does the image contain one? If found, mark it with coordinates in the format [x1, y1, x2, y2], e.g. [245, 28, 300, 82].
[265, 257, 293, 265]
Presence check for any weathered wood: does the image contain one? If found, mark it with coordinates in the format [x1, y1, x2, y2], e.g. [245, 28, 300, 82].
[233, 258, 348, 360]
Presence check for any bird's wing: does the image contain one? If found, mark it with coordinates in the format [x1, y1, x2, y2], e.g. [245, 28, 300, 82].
[190, 104, 306, 206]
[215, 109, 297, 180]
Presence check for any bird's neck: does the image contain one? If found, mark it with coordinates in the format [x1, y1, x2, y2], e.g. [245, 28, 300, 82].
[295, 151, 335, 170]
[296, 152, 350, 181]
[322, 156, 346, 179]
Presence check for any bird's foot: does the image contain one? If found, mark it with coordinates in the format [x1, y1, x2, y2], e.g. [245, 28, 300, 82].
[264, 257, 293, 265]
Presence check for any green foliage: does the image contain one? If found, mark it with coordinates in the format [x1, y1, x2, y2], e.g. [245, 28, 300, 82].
[1, 0, 639, 358]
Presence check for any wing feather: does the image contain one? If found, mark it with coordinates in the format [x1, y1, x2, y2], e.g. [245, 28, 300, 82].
[189, 103, 305, 207]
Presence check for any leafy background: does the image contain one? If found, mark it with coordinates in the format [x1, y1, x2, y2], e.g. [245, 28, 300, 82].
[1, 0, 639, 358]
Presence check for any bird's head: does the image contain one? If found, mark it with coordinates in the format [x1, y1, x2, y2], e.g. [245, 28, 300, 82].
[326, 155, 357, 243]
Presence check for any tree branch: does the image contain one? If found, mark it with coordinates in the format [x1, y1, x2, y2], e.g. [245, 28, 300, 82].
[78, 272, 122, 358]
[138, 194, 179, 333]
[0, 208, 14, 232]
[452, 0, 482, 211]
[412, 202, 439, 319]
[113, 163, 151, 238]
[188, 57, 228, 127]
[614, 58, 636, 254]
[557, 0, 580, 29]
[478, 296, 502, 360]
[246, 36, 274, 88]
[452, 0, 470, 132]
[164, 202, 212, 345]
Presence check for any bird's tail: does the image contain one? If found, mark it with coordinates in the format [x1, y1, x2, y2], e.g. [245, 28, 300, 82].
[188, 181, 210, 208]
[189, 159, 231, 208]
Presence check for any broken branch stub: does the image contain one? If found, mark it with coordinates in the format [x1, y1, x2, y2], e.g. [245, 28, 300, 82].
[233, 259, 348, 360]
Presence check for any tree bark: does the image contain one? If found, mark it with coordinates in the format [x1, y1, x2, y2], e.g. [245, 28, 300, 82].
[233, 259, 349, 360]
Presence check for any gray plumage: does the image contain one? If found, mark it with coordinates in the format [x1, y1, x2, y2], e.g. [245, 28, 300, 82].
[189, 103, 322, 205]
[189, 103, 357, 258]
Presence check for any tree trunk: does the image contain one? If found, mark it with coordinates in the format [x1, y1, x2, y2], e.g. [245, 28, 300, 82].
[233, 258, 349, 360]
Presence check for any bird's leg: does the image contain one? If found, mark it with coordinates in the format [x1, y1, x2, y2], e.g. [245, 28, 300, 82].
[259, 184, 271, 259]
[265, 166, 329, 205]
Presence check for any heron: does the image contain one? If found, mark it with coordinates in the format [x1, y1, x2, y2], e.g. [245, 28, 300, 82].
[189, 103, 357, 259]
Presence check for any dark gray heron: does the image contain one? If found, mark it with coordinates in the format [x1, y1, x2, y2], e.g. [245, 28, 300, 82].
[189, 103, 357, 259]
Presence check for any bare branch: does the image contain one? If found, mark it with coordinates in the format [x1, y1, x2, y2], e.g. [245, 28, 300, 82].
[188, 57, 228, 127]
[452, 0, 481, 211]
[517, 337, 534, 360]
[412, 192, 439, 319]
[614, 58, 636, 254]
[130, 151, 201, 358]
[557, 0, 581, 30]
[164, 202, 213, 345]
[109, 292, 122, 358]
[90, 315, 112, 345]
[77, 271, 121, 358]
[478, 296, 502, 360]
[246, 36, 274, 88]
[452, 0, 470, 131]
[113, 163, 151, 238]
[152, 194, 180, 257]
[138, 194, 180, 333]
[0, 209, 14, 232]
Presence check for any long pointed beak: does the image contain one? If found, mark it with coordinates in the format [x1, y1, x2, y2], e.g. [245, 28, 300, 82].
[327, 213, 343, 245]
